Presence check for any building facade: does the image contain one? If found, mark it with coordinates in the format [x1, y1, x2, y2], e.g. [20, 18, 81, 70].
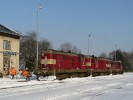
[0, 24, 20, 76]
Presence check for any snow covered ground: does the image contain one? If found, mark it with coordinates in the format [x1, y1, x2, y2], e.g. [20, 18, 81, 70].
[0, 72, 133, 100]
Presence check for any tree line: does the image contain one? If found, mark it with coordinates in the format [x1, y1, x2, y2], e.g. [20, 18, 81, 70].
[20, 31, 133, 72]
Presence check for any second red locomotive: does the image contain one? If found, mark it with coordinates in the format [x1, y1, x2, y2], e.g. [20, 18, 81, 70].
[34, 49, 123, 80]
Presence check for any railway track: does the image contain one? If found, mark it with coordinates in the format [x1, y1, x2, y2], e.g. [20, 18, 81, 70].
[0, 74, 130, 100]
[44, 82, 122, 100]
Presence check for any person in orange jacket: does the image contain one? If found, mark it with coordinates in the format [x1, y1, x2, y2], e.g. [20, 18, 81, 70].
[10, 67, 16, 79]
[21, 68, 30, 81]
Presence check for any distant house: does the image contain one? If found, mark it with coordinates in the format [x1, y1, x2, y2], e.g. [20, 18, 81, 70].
[0, 24, 20, 76]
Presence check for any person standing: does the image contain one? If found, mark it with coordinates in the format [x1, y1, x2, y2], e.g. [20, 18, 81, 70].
[10, 67, 16, 79]
[21, 69, 30, 81]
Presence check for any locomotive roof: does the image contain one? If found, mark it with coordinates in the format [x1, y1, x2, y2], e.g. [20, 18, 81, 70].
[43, 49, 121, 62]
[97, 57, 109, 60]
[97, 57, 122, 62]
[44, 49, 79, 56]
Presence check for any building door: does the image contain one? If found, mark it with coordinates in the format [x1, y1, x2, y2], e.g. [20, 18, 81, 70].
[3, 56, 10, 76]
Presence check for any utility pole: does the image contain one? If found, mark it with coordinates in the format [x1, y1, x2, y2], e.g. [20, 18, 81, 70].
[115, 44, 117, 60]
[36, 4, 43, 68]
[88, 34, 91, 55]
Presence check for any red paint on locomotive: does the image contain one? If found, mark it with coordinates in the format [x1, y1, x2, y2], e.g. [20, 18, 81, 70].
[34, 49, 123, 80]
[41, 49, 123, 71]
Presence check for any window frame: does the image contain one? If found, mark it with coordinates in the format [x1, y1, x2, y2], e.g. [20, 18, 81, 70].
[3, 40, 11, 50]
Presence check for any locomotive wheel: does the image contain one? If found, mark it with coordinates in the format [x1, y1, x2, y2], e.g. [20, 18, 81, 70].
[37, 75, 44, 81]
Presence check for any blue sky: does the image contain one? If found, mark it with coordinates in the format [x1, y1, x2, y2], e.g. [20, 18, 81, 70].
[1, 0, 133, 56]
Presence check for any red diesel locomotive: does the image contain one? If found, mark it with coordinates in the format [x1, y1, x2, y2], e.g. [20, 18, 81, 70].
[34, 49, 123, 80]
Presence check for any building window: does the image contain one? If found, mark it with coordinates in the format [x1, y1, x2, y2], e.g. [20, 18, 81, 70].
[3, 40, 11, 50]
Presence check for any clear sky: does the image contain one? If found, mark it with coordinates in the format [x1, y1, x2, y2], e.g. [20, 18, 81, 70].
[1, 0, 133, 56]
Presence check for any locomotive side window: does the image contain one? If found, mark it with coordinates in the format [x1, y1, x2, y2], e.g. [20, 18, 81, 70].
[78, 54, 85, 63]
[92, 55, 95, 63]
[92, 59, 94, 63]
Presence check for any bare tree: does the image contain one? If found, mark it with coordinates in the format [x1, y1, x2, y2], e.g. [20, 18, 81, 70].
[39, 39, 52, 50]
[99, 52, 107, 58]
[39, 38, 52, 59]
[20, 31, 37, 69]
[20, 31, 52, 71]
[59, 42, 81, 53]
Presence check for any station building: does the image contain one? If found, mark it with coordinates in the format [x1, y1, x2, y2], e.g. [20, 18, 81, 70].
[0, 24, 20, 76]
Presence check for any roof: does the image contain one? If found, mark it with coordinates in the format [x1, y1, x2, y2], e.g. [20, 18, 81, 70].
[0, 24, 20, 38]
[44, 49, 79, 56]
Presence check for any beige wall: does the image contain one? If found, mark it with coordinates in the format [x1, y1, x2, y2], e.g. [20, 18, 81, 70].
[0, 35, 20, 74]
[0, 36, 3, 72]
